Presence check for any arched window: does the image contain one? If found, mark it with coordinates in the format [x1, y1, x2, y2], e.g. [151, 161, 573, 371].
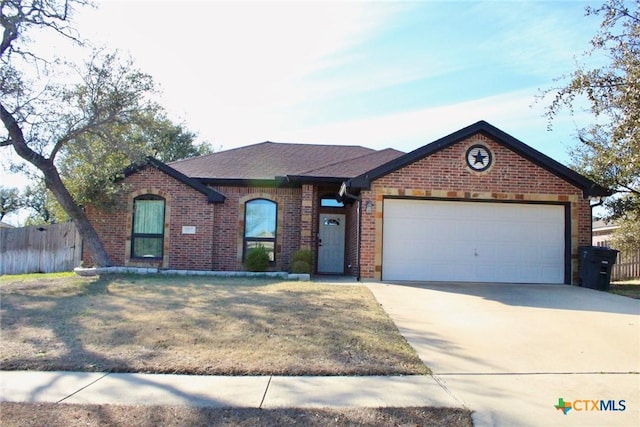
[244, 199, 277, 262]
[131, 195, 165, 259]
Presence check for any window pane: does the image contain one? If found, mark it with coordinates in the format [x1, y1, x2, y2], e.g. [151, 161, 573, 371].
[245, 200, 276, 238]
[246, 241, 275, 262]
[323, 217, 341, 226]
[321, 198, 344, 208]
[133, 237, 163, 258]
[134, 200, 164, 234]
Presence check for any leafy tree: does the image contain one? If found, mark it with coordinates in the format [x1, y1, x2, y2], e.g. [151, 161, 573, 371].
[543, 0, 640, 250]
[56, 112, 213, 210]
[1, 1, 211, 264]
[0, 185, 20, 221]
[143, 114, 213, 163]
[612, 218, 640, 252]
[1, 59, 154, 265]
[21, 180, 68, 225]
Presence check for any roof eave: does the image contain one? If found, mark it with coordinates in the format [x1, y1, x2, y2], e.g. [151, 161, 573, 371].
[198, 177, 294, 188]
[582, 184, 612, 198]
[346, 176, 371, 191]
[125, 157, 226, 203]
[286, 175, 349, 185]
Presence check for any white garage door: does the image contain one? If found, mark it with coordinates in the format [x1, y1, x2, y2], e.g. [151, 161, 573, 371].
[382, 199, 566, 283]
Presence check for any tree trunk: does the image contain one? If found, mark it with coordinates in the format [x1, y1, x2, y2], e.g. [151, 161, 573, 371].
[1, 103, 113, 267]
[43, 165, 113, 267]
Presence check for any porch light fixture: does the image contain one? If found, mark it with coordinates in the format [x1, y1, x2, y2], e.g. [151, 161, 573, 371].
[365, 201, 372, 214]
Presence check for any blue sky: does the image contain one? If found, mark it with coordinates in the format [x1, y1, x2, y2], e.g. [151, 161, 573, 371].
[2, 0, 607, 224]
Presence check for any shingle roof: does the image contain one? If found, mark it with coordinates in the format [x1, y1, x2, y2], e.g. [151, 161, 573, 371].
[290, 148, 405, 179]
[169, 142, 403, 181]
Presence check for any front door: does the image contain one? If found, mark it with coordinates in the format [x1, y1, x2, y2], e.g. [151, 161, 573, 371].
[317, 214, 345, 274]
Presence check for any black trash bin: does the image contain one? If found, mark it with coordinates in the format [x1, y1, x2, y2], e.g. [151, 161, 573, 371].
[578, 246, 619, 291]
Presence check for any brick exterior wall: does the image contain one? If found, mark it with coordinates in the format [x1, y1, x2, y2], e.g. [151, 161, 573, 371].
[358, 134, 592, 284]
[84, 131, 593, 283]
[345, 201, 359, 276]
[300, 184, 318, 252]
[85, 169, 306, 272]
[209, 186, 302, 271]
[84, 166, 216, 270]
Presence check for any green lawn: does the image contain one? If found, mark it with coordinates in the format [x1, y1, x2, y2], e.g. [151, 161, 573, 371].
[609, 279, 640, 299]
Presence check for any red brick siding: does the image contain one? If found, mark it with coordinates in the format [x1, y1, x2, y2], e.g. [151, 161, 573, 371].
[300, 185, 318, 251]
[345, 201, 359, 276]
[359, 134, 592, 283]
[84, 206, 128, 267]
[208, 186, 302, 271]
[373, 136, 582, 195]
[84, 166, 215, 270]
[86, 171, 305, 271]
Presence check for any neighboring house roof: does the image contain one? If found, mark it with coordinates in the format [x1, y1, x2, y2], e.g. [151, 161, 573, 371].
[592, 220, 619, 232]
[347, 120, 611, 198]
[592, 220, 618, 247]
[123, 157, 226, 203]
[168, 142, 400, 183]
[0, 221, 14, 229]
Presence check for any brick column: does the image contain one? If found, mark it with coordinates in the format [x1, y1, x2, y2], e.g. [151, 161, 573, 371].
[300, 184, 314, 250]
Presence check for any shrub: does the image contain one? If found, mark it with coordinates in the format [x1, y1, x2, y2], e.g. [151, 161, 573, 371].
[245, 246, 270, 272]
[292, 248, 313, 264]
[290, 249, 313, 274]
[290, 260, 311, 274]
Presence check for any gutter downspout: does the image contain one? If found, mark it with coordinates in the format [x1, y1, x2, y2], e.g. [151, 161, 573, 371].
[589, 197, 605, 244]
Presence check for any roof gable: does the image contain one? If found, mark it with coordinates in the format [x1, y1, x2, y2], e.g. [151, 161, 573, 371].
[348, 120, 610, 198]
[123, 157, 226, 203]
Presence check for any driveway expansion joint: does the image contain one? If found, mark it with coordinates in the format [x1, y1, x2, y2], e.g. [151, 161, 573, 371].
[431, 374, 468, 409]
[56, 372, 111, 404]
[258, 375, 272, 409]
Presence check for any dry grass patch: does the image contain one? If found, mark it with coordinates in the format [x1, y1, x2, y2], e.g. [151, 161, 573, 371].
[0, 274, 428, 375]
[0, 403, 473, 427]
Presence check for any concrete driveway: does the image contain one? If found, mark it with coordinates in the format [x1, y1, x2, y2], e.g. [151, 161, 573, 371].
[366, 282, 640, 427]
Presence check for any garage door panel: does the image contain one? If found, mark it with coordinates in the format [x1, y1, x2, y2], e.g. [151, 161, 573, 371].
[382, 200, 565, 283]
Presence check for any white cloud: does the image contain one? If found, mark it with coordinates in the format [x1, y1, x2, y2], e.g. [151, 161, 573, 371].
[66, 1, 599, 155]
[469, 1, 600, 77]
[5, 1, 599, 172]
[271, 87, 592, 164]
[73, 1, 402, 146]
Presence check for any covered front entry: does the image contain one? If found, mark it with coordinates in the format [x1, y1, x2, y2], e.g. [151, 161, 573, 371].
[317, 214, 346, 274]
[381, 199, 567, 283]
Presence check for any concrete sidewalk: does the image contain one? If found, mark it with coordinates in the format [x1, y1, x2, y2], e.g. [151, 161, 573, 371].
[0, 371, 463, 409]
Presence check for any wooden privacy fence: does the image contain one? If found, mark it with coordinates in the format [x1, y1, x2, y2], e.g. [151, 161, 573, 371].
[0, 222, 82, 275]
[612, 249, 640, 282]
